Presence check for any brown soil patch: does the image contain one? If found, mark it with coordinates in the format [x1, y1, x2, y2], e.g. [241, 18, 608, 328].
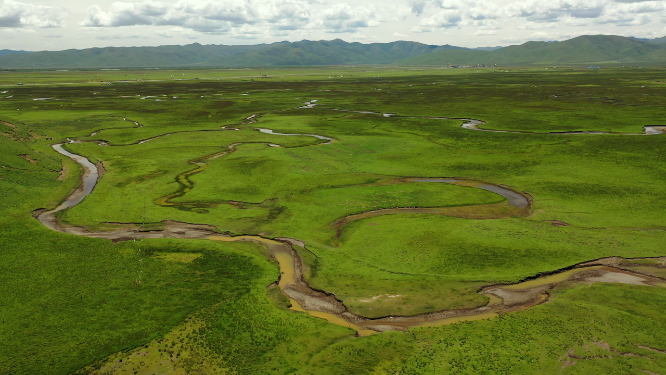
[18, 154, 36, 164]
[546, 220, 569, 227]
[559, 348, 579, 369]
[591, 341, 644, 357]
[275, 237, 305, 247]
[580, 256, 666, 268]
[57, 162, 68, 181]
[31, 208, 47, 218]
[95, 160, 106, 178]
[0, 120, 16, 129]
[283, 284, 347, 315]
[42, 218, 220, 242]
[636, 345, 666, 354]
[573, 268, 651, 286]
[578, 257, 666, 280]
[485, 286, 548, 307]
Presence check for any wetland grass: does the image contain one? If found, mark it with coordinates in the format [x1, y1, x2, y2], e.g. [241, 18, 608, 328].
[2, 66, 665, 374]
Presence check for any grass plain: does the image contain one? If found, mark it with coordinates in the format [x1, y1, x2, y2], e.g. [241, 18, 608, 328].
[1, 65, 665, 374]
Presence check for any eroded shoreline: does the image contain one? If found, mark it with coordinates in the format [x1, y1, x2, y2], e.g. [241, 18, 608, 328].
[212, 234, 666, 334]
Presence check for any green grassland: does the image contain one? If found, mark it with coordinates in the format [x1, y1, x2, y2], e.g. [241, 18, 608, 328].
[0, 66, 457, 86]
[0, 125, 348, 373]
[301, 283, 666, 374]
[1, 66, 665, 374]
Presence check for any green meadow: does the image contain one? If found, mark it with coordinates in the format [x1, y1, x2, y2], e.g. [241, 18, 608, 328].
[1, 66, 665, 374]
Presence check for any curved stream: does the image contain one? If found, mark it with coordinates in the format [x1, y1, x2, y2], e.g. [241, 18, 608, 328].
[461, 120, 665, 135]
[38, 144, 99, 232]
[38, 144, 219, 240]
[257, 128, 335, 144]
[326, 103, 665, 135]
[37, 137, 666, 335]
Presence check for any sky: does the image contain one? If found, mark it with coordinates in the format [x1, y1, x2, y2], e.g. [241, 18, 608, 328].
[1, 0, 665, 51]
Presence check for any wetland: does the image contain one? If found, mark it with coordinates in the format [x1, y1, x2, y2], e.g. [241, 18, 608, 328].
[3, 66, 666, 374]
[36, 138, 666, 335]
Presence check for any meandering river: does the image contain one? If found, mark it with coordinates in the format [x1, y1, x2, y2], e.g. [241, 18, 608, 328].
[37, 133, 666, 335]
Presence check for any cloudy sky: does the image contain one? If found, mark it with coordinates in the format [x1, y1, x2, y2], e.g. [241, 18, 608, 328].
[1, 0, 665, 51]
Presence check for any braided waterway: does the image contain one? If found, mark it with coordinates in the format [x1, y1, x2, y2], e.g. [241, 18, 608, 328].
[36, 138, 666, 335]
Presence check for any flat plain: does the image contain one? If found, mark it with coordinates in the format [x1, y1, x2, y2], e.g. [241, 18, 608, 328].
[1, 66, 665, 374]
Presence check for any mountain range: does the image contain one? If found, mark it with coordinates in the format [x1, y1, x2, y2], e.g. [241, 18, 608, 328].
[399, 35, 666, 65]
[0, 50, 31, 57]
[0, 35, 665, 68]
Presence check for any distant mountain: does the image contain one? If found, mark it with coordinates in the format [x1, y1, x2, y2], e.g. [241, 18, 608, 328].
[0, 40, 464, 69]
[0, 50, 31, 57]
[398, 35, 666, 65]
[2, 35, 666, 69]
[222, 39, 464, 66]
[471, 46, 503, 51]
[0, 43, 267, 69]
[647, 36, 666, 44]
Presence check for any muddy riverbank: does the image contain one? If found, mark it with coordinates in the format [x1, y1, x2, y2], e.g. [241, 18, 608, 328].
[211, 234, 666, 334]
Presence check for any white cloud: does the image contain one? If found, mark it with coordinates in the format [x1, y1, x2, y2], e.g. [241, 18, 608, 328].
[500, 36, 523, 43]
[506, 0, 607, 23]
[81, 0, 395, 36]
[416, 9, 462, 30]
[612, 1, 664, 13]
[518, 21, 557, 29]
[528, 31, 550, 40]
[596, 11, 652, 25]
[410, 0, 665, 30]
[612, 0, 659, 3]
[465, 0, 502, 20]
[96, 32, 145, 40]
[313, 3, 381, 33]
[624, 26, 665, 38]
[411, 0, 503, 32]
[1, 26, 34, 32]
[229, 24, 263, 39]
[154, 27, 202, 39]
[156, 29, 173, 38]
[2, 0, 666, 52]
[82, 0, 311, 34]
[475, 29, 496, 35]
[0, 0, 67, 28]
[409, 0, 429, 15]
